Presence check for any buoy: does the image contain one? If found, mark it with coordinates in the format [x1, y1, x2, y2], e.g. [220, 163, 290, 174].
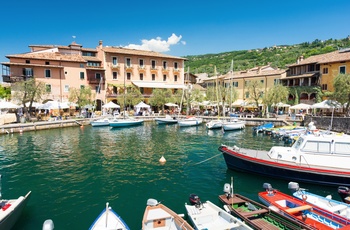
[159, 156, 166, 163]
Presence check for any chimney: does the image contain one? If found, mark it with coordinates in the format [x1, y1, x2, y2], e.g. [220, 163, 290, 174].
[99, 40, 103, 48]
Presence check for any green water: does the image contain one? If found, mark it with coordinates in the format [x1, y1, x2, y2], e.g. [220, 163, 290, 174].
[0, 122, 338, 229]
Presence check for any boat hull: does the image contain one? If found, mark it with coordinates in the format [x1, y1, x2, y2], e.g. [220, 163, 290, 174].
[178, 118, 202, 127]
[219, 145, 350, 186]
[109, 120, 144, 127]
[0, 191, 31, 230]
[89, 205, 130, 230]
[222, 121, 245, 131]
[155, 118, 178, 125]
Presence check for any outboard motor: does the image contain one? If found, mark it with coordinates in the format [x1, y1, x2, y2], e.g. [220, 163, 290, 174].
[223, 183, 232, 199]
[42, 219, 54, 230]
[189, 194, 201, 207]
[288, 182, 300, 192]
[263, 183, 275, 196]
[338, 186, 350, 203]
[147, 198, 159, 207]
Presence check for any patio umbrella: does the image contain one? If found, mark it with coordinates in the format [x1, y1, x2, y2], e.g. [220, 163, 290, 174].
[102, 101, 120, 109]
[0, 101, 20, 109]
[38, 101, 70, 110]
[311, 100, 341, 109]
[165, 103, 178, 107]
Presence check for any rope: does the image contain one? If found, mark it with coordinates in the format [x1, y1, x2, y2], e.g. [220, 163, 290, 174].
[191, 153, 222, 165]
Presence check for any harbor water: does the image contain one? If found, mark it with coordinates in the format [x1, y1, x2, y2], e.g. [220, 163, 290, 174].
[0, 122, 339, 229]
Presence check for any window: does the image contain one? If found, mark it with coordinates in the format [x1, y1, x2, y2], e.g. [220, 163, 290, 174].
[95, 85, 101, 93]
[274, 79, 280, 85]
[322, 84, 328, 90]
[245, 92, 250, 98]
[340, 66, 346, 74]
[163, 61, 167, 69]
[95, 73, 101, 80]
[260, 80, 264, 84]
[139, 59, 144, 67]
[80, 64, 84, 68]
[45, 69, 51, 78]
[174, 75, 178, 82]
[87, 62, 100, 67]
[126, 58, 131, 67]
[46, 84, 51, 93]
[151, 60, 156, 69]
[113, 72, 118, 80]
[80, 85, 85, 89]
[334, 142, 350, 154]
[112, 57, 118, 66]
[163, 75, 167, 81]
[174, 62, 178, 70]
[323, 67, 328, 74]
[140, 73, 143, 80]
[152, 74, 156, 81]
[23, 68, 33, 76]
[64, 85, 69, 92]
[45, 61, 50, 65]
[233, 81, 238, 87]
[80, 72, 85, 80]
[127, 72, 131, 80]
[26, 60, 30, 64]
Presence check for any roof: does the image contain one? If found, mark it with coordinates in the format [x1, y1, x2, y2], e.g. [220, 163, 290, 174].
[289, 49, 350, 67]
[6, 52, 87, 63]
[102, 46, 186, 60]
[281, 72, 319, 79]
[132, 81, 185, 89]
[1, 62, 64, 68]
[29, 44, 97, 52]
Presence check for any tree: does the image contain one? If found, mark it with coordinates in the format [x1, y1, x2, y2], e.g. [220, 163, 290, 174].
[149, 88, 172, 112]
[0, 85, 11, 100]
[332, 73, 350, 115]
[11, 78, 48, 117]
[263, 83, 289, 114]
[245, 80, 264, 112]
[68, 86, 92, 113]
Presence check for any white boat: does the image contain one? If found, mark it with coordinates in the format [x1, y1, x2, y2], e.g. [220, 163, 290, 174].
[142, 198, 193, 230]
[91, 117, 112, 127]
[222, 119, 245, 131]
[205, 120, 223, 129]
[109, 118, 144, 128]
[0, 179, 31, 230]
[178, 117, 202, 127]
[89, 202, 130, 230]
[289, 181, 350, 220]
[155, 115, 178, 125]
[219, 122, 350, 186]
[185, 194, 253, 230]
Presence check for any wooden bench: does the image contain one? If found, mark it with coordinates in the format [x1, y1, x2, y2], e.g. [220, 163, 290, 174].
[241, 209, 269, 217]
[285, 205, 312, 214]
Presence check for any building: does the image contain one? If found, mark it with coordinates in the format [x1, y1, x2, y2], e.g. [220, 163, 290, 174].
[1, 41, 186, 110]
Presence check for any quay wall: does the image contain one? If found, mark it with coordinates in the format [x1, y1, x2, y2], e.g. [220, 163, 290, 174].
[304, 115, 350, 134]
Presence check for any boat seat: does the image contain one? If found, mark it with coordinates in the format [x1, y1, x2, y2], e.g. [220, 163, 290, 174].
[285, 205, 312, 214]
[241, 209, 268, 217]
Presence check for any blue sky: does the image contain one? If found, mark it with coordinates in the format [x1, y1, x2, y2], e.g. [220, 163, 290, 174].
[1, 0, 350, 63]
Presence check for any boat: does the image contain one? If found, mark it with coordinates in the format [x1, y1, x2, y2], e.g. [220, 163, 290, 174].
[0, 175, 31, 230]
[178, 116, 202, 127]
[91, 117, 113, 127]
[289, 182, 350, 221]
[89, 202, 130, 230]
[155, 115, 178, 125]
[109, 116, 144, 128]
[184, 194, 253, 230]
[142, 198, 193, 230]
[222, 119, 245, 131]
[219, 122, 350, 186]
[252, 122, 274, 133]
[205, 119, 223, 129]
[259, 183, 350, 230]
[218, 178, 316, 230]
[338, 186, 350, 204]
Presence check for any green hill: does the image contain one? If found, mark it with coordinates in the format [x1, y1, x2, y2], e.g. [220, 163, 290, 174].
[184, 37, 350, 76]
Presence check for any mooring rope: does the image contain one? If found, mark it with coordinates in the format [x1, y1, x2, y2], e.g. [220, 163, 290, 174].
[191, 152, 222, 165]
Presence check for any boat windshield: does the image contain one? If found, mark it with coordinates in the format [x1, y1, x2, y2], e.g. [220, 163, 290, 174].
[292, 137, 304, 150]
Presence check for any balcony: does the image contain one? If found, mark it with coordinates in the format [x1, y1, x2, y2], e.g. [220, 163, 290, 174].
[88, 78, 104, 84]
[2, 75, 33, 83]
[111, 65, 120, 70]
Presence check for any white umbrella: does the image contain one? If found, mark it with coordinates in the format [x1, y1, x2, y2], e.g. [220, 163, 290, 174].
[135, 101, 150, 109]
[38, 101, 70, 110]
[272, 102, 290, 107]
[24, 101, 43, 108]
[311, 100, 341, 109]
[290, 103, 311, 110]
[102, 101, 120, 109]
[165, 103, 178, 107]
[0, 101, 21, 109]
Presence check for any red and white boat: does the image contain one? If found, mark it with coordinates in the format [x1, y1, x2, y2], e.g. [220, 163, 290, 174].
[258, 183, 350, 230]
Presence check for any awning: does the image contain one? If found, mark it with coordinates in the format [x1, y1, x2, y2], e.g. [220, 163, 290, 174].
[132, 81, 185, 89]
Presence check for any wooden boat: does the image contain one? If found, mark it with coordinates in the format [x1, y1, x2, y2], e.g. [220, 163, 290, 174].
[219, 123, 350, 186]
[0, 188, 31, 229]
[222, 119, 245, 131]
[219, 178, 316, 230]
[155, 115, 178, 125]
[258, 183, 350, 229]
[289, 182, 350, 220]
[142, 198, 193, 230]
[178, 117, 202, 127]
[185, 194, 253, 230]
[89, 202, 130, 230]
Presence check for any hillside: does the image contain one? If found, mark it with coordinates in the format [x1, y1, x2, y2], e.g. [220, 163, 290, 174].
[184, 37, 350, 76]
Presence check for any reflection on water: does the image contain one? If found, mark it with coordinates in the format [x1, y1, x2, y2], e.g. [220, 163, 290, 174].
[0, 123, 338, 229]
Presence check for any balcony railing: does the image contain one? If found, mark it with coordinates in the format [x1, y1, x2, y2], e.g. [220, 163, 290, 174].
[87, 78, 104, 84]
[2, 75, 33, 83]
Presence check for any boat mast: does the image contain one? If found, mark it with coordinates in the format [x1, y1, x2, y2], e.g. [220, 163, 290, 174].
[229, 60, 233, 114]
[123, 71, 126, 119]
[215, 66, 220, 117]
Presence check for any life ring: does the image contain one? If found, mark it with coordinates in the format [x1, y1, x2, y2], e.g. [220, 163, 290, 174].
[302, 194, 307, 201]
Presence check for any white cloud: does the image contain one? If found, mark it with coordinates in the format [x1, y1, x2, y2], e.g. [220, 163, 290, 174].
[124, 33, 185, 52]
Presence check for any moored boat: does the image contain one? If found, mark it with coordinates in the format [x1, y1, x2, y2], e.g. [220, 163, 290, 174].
[338, 186, 350, 204]
[219, 125, 350, 186]
[142, 198, 193, 230]
[252, 122, 273, 133]
[89, 202, 130, 230]
[155, 115, 178, 125]
[178, 116, 202, 127]
[185, 194, 253, 230]
[205, 119, 223, 129]
[259, 183, 349, 230]
[219, 178, 316, 230]
[109, 118, 144, 127]
[91, 117, 113, 127]
[222, 119, 245, 131]
[289, 182, 350, 221]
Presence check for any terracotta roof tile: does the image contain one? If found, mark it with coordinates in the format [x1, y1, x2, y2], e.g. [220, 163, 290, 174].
[289, 50, 350, 67]
[6, 52, 87, 62]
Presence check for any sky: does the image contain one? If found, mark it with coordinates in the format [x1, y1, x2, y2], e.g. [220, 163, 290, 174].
[1, 0, 350, 63]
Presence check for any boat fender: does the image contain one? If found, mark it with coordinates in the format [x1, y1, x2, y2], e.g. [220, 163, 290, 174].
[302, 213, 307, 221]
[302, 194, 307, 201]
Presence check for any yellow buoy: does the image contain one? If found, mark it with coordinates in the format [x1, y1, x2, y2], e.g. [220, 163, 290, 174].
[159, 156, 166, 163]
